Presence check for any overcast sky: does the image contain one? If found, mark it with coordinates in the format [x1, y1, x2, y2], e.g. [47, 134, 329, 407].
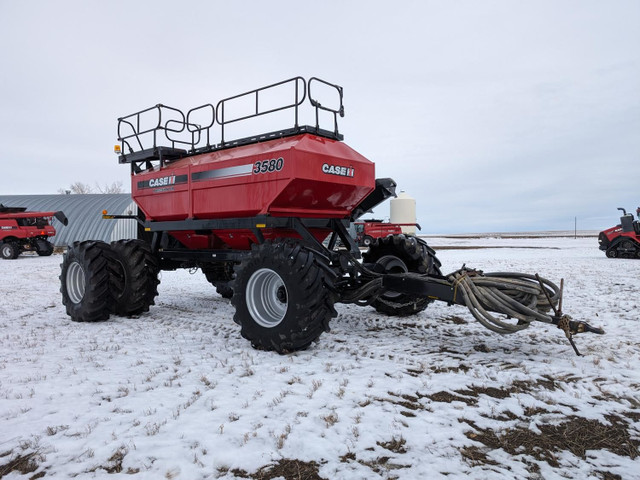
[1, 0, 638, 233]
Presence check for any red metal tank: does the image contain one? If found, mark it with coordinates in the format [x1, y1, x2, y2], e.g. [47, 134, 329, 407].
[132, 133, 375, 223]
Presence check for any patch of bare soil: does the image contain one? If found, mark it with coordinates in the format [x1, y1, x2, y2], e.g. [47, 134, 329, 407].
[225, 459, 326, 480]
[455, 385, 511, 399]
[0, 451, 44, 479]
[427, 375, 567, 403]
[428, 390, 477, 406]
[339, 439, 410, 480]
[459, 445, 500, 467]
[444, 315, 469, 325]
[463, 415, 639, 468]
[377, 437, 408, 454]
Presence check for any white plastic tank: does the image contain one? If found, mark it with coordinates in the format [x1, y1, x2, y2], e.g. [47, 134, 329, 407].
[390, 191, 417, 235]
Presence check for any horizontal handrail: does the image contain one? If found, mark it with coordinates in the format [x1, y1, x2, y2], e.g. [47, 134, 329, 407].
[116, 76, 343, 160]
[215, 76, 306, 125]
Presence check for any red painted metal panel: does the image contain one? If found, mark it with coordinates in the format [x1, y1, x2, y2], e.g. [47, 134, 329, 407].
[132, 133, 375, 223]
[170, 228, 333, 251]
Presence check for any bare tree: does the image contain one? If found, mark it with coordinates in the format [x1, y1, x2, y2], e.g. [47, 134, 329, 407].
[58, 182, 93, 194]
[95, 181, 124, 194]
[58, 181, 124, 194]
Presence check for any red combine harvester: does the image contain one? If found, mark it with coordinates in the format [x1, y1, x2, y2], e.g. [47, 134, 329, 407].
[0, 204, 68, 259]
[598, 207, 640, 258]
[59, 76, 603, 355]
[353, 219, 420, 247]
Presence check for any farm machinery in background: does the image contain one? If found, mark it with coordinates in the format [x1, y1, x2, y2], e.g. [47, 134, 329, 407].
[352, 219, 420, 247]
[59, 76, 603, 356]
[598, 207, 640, 259]
[0, 204, 68, 259]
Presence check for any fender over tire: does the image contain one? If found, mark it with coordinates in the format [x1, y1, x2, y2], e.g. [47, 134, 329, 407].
[231, 240, 337, 353]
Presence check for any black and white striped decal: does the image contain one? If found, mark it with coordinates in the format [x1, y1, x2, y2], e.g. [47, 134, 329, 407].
[191, 164, 254, 182]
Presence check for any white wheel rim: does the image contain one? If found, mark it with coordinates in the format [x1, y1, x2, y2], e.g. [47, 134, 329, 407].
[66, 262, 86, 304]
[246, 268, 288, 328]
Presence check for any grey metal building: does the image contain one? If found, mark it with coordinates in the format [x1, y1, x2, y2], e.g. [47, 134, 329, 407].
[0, 194, 137, 247]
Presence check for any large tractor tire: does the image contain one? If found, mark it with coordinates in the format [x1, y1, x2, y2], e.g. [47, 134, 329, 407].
[363, 234, 442, 317]
[202, 263, 235, 299]
[1, 242, 20, 260]
[214, 283, 234, 299]
[109, 239, 160, 316]
[60, 241, 113, 322]
[36, 239, 54, 256]
[231, 240, 337, 353]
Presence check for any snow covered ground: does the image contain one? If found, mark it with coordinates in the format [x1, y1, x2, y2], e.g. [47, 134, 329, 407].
[1, 236, 639, 480]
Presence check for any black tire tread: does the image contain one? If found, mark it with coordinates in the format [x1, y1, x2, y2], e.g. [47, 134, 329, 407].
[36, 239, 54, 256]
[109, 239, 160, 316]
[202, 262, 235, 298]
[231, 240, 337, 353]
[1, 241, 20, 260]
[215, 283, 234, 299]
[362, 234, 442, 317]
[60, 241, 112, 322]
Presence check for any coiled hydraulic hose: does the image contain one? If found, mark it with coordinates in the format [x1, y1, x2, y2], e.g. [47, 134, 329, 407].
[448, 269, 561, 334]
[337, 251, 602, 355]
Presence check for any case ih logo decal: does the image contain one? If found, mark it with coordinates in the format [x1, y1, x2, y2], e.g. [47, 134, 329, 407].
[322, 163, 354, 178]
[138, 174, 188, 190]
[150, 176, 175, 187]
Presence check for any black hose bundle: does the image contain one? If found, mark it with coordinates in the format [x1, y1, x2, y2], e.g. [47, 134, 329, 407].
[448, 269, 561, 334]
[337, 249, 564, 335]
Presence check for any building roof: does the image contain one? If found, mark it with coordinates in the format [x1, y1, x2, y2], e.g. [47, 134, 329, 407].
[0, 194, 137, 246]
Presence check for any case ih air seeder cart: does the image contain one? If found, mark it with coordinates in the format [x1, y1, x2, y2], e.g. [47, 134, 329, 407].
[59, 77, 603, 355]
